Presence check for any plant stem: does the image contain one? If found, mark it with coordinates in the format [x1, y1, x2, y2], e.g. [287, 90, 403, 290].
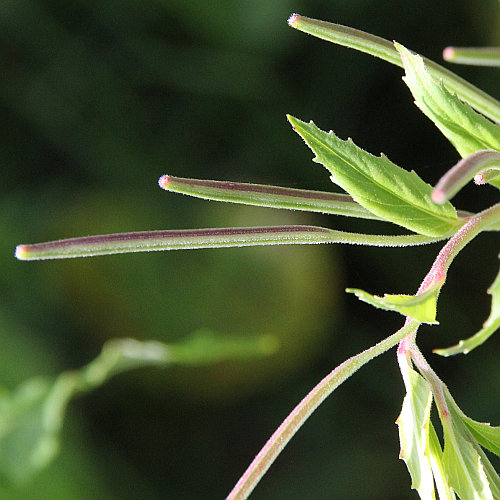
[408, 342, 450, 418]
[416, 202, 500, 296]
[226, 319, 420, 500]
[398, 202, 500, 415]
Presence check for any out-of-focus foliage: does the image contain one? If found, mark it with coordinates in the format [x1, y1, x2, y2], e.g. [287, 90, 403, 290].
[0, 334, 277, 487]
[1, 0, 499, 498]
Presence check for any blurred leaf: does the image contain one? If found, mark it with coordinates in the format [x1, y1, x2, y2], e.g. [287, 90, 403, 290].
[0, 334, 274, 484]
[0, 378, 56, 484]
[397, 44, 500, 158]
[166, 329, 279, 366]
[287, 115, 459, 237]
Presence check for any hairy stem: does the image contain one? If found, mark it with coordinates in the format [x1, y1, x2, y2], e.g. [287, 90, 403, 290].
[398, 202, 500, 411]
[417, 202, 500, 295]
[159, 174, 382, 220]
[432, 150, 500, 204]
[15, 226, 443, 261]
[409, 342, 449, 418]
[226, 319, 420, 500]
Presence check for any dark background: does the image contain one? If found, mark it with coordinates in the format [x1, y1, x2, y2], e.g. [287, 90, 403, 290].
[1, 0, 499, 498]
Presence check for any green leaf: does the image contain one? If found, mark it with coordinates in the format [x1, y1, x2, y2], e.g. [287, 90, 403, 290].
[346, 286, 439, 324]
[0, 378, 57, 484]
[397, 357, 458, 499]
[428, 422, 457, 500]
[442, 424, 497, 499]
[397, 44, 500, 158]
[396, 365, 436, 498]
[486, 265, 500, 323]
[443, 388, 500, 459]
[288, 115, 459, 237]
[434, 264, 500, 356]
[461, 417, 500, 458]
[0, 334, 275, 483]
[484, 174, 500, 190]
[442, 393, 500, 499]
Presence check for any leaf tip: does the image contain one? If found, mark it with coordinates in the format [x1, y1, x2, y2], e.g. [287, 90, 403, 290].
[286, 114, 301, 131]
[433, 341, 466, 357]
[394, 42, 410, 58]
[158, 174, 171, 190]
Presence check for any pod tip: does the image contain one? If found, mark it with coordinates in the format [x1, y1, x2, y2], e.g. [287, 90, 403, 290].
[158, 175, 171, 189]
[287, 13, 299, 26]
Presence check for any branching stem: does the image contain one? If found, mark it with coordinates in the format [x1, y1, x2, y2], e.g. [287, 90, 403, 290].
[417, 202, 500, 296]
[398, 202, 500, 419]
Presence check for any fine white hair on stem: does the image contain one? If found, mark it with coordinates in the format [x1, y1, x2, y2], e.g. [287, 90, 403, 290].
[432, 150, 500, 204]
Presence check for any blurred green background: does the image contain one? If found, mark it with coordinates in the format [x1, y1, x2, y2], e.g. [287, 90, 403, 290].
[1, 0, 499, 498]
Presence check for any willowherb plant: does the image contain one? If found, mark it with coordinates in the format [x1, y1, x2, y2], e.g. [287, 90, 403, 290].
[13, 13, 500, 500]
